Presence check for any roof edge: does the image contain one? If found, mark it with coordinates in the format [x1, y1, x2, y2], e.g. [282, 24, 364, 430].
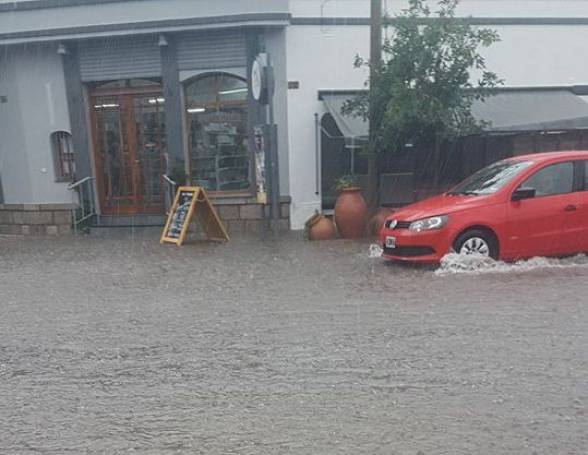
[0, 13, 291, 44]
[0, 0, 148, 12]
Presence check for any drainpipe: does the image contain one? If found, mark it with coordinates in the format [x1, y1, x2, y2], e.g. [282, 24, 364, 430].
[314, 113, 321, 196]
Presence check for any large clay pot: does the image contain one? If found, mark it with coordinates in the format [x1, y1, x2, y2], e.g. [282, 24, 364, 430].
[334, 187, 368, 239]
[368, 207, 394, 237]
[307, 214, 336, 241]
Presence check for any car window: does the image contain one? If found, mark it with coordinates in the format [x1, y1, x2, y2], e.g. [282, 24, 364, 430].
[450, 160, 532, 195]
[520, 162, 574, 197]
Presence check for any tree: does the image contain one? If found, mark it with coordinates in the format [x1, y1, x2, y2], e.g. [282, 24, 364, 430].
[343, 0, 502, 205]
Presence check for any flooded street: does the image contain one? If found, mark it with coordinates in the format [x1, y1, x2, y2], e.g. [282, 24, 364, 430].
[0, 230, 586, 454]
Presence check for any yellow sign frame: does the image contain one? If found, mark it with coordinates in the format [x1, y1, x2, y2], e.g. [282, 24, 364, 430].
[160, 186, 230, 246]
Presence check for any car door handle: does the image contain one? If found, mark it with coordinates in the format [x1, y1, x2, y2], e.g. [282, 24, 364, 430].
[564, 205, 577, 212]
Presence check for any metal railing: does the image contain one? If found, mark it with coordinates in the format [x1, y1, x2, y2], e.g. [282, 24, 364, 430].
[163, 174, 177, 214]
[67, 176, 96, 230]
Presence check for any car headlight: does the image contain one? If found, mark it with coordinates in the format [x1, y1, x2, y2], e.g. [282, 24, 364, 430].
[385, 219, 397, 229]
[408, 215, 448, 232]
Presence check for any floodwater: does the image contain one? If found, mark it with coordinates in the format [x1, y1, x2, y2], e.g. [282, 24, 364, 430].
[0, 230, 586, 454]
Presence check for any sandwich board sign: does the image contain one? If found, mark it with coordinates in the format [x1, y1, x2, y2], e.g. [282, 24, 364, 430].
[160, 186, 229, 246]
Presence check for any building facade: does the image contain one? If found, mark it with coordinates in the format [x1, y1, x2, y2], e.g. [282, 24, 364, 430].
[2, 0, 588, 234]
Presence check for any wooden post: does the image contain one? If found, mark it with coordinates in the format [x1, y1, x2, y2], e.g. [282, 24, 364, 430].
[367, 0, 383, 212]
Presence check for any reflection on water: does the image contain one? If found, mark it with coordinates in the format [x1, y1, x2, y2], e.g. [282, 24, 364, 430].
[436, 252, 588, 276]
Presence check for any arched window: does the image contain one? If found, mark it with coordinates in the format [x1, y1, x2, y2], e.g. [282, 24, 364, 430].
[184, 73, 249, 192]
[50, 131, 75, 182]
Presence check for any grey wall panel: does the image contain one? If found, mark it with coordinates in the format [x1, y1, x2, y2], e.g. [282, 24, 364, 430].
[160, 37, 186, 182]
[79, 35, 161, 81]
[0, 47, 33, 203]
[0, 44, 73, 203]
[63, 44, 92, 180]
[177, 30, 247, 72]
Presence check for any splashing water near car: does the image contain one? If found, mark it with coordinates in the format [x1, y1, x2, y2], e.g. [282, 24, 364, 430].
[435, 252, 588, 275]
[368, 244, 383, 258]
[368, 243, 588, 275]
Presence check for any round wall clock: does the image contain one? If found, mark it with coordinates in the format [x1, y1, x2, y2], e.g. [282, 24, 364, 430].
[251, 59, 263, 101]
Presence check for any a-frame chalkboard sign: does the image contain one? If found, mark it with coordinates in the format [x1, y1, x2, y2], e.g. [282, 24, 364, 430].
[160, 186, 229, 246]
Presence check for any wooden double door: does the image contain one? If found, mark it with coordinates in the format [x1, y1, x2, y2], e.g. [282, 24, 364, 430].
[91, 87, 166, 215]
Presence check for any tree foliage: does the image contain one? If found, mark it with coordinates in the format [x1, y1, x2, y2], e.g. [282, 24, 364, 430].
[343, 0, 502, 154]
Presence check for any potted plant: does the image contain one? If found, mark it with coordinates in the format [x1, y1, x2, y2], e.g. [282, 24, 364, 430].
[304, 211, 336, 241]
[333, 175, 368, 239]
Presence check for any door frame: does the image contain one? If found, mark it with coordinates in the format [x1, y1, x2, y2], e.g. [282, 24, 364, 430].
[89, 84, 165, 215]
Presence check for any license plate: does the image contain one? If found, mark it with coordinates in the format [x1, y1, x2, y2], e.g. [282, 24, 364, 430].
[385, 236, 396, 248]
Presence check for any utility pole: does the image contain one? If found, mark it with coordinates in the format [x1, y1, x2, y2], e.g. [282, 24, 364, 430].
[367, 0, 382, 212]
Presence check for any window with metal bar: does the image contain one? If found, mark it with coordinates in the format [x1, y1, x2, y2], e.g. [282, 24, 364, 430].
[50, 131, 75, 182]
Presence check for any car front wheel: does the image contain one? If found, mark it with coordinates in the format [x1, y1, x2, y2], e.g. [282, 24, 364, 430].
[453, 229, 498, 259]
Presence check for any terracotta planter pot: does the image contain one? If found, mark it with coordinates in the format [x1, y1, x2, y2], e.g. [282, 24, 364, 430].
[368, 207, 394, 237]
[307, 214, 336, 241]
[334, 187, 368, 239]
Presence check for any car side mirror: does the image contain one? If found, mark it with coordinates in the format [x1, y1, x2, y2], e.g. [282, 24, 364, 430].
[512, 187, 536, 202]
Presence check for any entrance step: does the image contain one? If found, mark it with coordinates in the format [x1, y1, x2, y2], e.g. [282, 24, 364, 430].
[92, 215, 166, 227]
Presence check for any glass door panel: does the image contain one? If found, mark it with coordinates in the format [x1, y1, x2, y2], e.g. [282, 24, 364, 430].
[133, 95, 166, 212]
[92, 90, 166, 215]
[94, 96, 135, 212]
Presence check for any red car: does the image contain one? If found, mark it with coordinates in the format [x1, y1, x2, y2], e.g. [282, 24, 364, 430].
[380, 151, 588, 263]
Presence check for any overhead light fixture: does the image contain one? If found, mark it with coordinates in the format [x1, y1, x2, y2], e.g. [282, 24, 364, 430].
[148, 97, 165, 104]
[187, 107, 206, 114]
[158, 34, 168, 47]
[218, 88, 248, 96]
[57, 43, 67, 55]
[94, 103, 119, 109]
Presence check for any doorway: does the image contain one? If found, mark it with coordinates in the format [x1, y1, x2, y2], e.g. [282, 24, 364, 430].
[90, 81, 166, 215]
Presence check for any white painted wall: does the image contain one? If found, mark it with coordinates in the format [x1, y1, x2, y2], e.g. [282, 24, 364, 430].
[480, 25, 588, 87]
[286, 24, 369, 228]
[0, 44, 73, 204]
[289, 0, 588, 18]
[290, 0, 369, 17]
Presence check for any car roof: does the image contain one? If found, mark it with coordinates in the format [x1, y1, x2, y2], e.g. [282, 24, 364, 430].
[512, 150, 588, 163]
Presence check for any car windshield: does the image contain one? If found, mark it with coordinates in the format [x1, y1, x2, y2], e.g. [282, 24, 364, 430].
[448, 160, 533, 195]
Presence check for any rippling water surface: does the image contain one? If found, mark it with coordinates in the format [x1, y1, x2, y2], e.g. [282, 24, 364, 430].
[0, 230, 586, 454]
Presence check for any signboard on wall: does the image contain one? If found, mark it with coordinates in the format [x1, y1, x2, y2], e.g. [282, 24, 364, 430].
[160, 186, 229, 246]
[253, 126, 267, 204]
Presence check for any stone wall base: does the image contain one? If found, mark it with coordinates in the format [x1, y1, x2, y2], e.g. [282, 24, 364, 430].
[210, 200, 290, 236]
[0, 204, 75, 236]
[0, 200, 291, 237]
